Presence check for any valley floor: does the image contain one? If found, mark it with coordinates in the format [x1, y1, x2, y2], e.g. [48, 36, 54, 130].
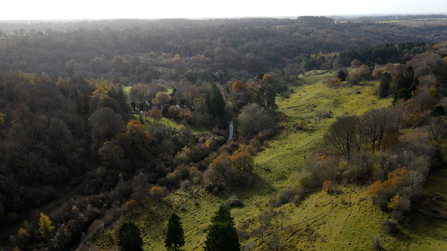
[86, 71, 447, 251]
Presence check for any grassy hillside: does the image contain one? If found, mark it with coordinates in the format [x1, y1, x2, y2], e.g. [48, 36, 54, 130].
[86, 71, 447, 251]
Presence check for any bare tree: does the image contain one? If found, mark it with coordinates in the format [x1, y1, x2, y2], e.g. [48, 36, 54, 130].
[427, 116, 447, 141]
[323, 115, 361, 160]
[258, 210, 273, 243]
[362, 108, 389, 152]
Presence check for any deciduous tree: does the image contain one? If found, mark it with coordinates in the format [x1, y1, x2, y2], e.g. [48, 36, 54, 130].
[231, 80, 246, 92]
[149, 186, 164, 202]
[230, 152, 254, 172]
[262, 74, 274, 85]
[88, 108, 125, 146]
[118, 120, 152, 162]
[149, 108, 162, 123]
[323, 115, 362, 160]
[38, 213, 55, 239]
[124, 199, 138, 215]
[152, 92, 171, 105]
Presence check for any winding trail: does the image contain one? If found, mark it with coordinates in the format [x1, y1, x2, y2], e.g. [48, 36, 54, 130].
[332, 189, 355, 251]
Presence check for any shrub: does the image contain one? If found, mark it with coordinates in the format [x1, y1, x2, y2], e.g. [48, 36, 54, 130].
[7, 212, 19, 223]
[269, 188, 300, 208]
[297, 174, 311, 189]
[237, 230, 250, 241]
[180, 180, 191, 190]
[381, 220, 398, 234]
[225, 196, 243, 209]
[372, 235, 382, 250]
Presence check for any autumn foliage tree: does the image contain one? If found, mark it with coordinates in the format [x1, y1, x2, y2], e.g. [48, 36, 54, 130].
[367, 167, 409, 210]
[231, 80, 246, 92]
[262, 74, 274, 85]
[230, 152, 254, 172]
[124, 199, 139, 215]
[118, 120, 152, 162]
[152, 92, 172, 105]
[149, 186, 164, 202]
[149, 108, 162, 123]
[38, 213, 55, 239]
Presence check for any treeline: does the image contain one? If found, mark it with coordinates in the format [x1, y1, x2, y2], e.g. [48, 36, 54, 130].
[0, 18, 297, 33]
[337, 42, 433, 66]
[303, 41, 436, 71]
[0, 19, 444, 84]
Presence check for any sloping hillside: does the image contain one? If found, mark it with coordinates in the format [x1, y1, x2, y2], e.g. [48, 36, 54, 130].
[86, 69, 447, 251]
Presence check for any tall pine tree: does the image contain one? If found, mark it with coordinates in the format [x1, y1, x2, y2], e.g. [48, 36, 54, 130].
[204, 205, 240, 251]
[211, 205, 234, 224]
[207, 83, 226, 119]
[165, 213, 185, 251]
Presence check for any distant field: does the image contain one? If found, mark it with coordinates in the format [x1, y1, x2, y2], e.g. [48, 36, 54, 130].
[379, 20, 447, 27]
[132, 114, 178, 130]
[123, 86, 131, 94]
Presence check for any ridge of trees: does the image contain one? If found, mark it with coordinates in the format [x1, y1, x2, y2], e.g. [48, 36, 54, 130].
[0, 20, 444, 85]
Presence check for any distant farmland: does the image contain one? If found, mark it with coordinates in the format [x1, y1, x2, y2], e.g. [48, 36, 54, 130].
[391, 20, 447, 27]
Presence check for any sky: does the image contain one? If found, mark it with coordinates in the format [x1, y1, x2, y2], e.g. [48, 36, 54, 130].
[2, 0, 447, 20]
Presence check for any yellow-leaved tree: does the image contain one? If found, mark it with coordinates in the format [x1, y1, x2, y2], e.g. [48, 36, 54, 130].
[38, 213, 55, 239]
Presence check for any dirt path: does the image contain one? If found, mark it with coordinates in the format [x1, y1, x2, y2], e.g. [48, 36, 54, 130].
[332, 189, 354, 251]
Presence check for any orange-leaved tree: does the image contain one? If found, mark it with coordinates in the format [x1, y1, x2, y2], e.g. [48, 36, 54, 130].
[124, 199, 139, 215]
[232, 80, 246, 92]
[149, 186, 164, 202]
[230, 152, 254, 173]
[149, 108, 162, 123]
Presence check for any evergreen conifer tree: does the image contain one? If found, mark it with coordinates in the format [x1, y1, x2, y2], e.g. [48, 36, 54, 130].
[209, 83, 226, 119]
[204, 205, 240, 251]
[117, 220, 143, 251]
[165, 213, 185, 251]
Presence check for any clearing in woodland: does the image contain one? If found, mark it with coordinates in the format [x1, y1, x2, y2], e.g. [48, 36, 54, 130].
[88, 70, 447, 251]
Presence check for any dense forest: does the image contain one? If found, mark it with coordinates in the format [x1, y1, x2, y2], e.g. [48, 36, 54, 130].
[1, 16, 447, 250]
[0, 17, 446, 85]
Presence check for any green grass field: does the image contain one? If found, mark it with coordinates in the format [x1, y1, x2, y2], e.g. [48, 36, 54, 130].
[88, 71, 447, 251]
[132, 114, 179, 129]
